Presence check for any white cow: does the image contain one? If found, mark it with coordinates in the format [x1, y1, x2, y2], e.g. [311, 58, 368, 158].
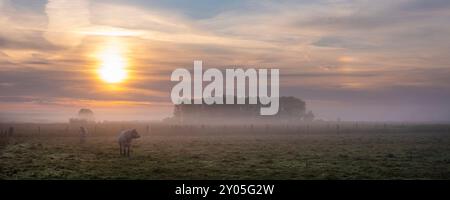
[118, 129, 140, 157]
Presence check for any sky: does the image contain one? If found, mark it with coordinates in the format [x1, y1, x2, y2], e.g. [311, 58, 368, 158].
[0, 0, 450, 122]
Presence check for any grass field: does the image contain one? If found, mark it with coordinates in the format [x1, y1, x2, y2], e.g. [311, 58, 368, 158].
[1, 122, 450, 179]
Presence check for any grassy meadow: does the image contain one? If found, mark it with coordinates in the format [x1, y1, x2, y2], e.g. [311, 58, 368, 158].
[1, 122, 450, 179]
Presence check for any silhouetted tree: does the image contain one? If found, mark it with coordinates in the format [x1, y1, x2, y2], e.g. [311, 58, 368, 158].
[170, 96, 314, 124]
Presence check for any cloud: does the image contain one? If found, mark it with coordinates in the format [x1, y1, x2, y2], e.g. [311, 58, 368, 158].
[0, 35, 60, 50]
[312, 36, 375, 49]
[400, 0, 450, 12]
[44, 0, 91, 47]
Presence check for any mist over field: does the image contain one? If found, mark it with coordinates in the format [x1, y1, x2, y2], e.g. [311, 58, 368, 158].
[1, 102, 450, 180]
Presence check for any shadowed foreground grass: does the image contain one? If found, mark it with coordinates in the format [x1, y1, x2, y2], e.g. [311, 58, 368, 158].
[1, 124, 450, 179]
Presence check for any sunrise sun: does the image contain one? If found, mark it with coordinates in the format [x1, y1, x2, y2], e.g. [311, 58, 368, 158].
[97, 42, 128, 84]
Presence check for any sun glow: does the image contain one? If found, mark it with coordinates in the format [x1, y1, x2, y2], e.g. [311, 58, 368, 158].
[97, 42, 128, 84]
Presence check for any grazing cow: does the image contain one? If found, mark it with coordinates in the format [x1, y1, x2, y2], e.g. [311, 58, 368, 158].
[118, 129, 140, 157]
[79, 126, 88, 143]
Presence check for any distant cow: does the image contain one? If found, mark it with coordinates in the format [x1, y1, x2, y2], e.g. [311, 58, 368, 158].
[118, 129, 140, 157]
[79, 126, 88, 143]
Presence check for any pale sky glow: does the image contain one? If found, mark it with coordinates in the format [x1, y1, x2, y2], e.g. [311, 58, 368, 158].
[1, 0, 450, 122]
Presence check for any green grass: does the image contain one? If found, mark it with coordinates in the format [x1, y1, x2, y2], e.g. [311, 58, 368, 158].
[1, 123, 450, 179]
